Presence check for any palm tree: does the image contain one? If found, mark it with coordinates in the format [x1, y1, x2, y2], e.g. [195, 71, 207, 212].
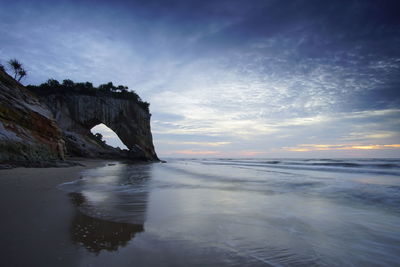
[17, 69, 27, 81]
[8, 59, 22, 79]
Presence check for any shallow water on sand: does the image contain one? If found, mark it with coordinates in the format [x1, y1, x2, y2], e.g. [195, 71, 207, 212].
[59, 158, 400, 266]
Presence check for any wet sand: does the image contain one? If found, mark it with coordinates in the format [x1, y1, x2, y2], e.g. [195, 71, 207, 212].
[0, 159, 108, 267]
[1, 158, 399, 266]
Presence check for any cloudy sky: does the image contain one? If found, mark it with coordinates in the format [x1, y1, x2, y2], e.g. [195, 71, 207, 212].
[1, 0, 399, 158]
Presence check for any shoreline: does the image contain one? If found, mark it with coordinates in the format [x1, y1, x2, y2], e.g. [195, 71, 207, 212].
[0, 156, 160, 169]
[0, 158, 111, 266]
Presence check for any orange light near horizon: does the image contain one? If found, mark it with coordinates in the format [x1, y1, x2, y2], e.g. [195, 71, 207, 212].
[167, 150, 220, 155]
[239, 151, 266, 156]
[284, 144, 400, 152]
[384, 144, 400, 148]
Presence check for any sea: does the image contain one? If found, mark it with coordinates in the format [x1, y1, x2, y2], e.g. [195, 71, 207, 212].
[58, 158, 400, 266]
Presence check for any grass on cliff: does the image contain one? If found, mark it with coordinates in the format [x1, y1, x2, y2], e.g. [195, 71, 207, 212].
[26, 79, 150, 112]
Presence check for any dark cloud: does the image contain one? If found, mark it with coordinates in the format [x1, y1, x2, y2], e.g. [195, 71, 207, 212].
[197, 0, 400, 49]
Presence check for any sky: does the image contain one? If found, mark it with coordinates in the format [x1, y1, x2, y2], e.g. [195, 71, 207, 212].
[1, 0, 399, 158]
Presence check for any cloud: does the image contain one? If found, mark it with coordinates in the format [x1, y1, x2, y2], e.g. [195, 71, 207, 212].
[1, 0, 399, 158]
[344, 131, 396, 141]
[163, 150, 220, 156]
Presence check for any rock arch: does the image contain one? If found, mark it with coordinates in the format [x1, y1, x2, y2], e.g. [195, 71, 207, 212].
[91, 124, 127, 149]
[41, 93, 158, 161]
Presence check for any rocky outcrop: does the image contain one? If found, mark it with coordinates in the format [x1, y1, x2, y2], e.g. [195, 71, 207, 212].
[0, 70, 66, 165]
[39, 93, 158, 161]
[0, 69, 158, 164]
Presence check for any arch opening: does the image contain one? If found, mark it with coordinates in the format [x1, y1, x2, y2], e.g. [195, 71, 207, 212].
[90, 123, 128, 150]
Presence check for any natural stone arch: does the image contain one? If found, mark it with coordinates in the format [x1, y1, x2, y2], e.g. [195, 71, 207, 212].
[42, 93, 158, 160]
[90, 124, 127, 149]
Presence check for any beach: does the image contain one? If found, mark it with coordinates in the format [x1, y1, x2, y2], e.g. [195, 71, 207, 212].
[1, 0, 399, 266]
[0, 159, 107, 267]
[1, 158, 399, 266]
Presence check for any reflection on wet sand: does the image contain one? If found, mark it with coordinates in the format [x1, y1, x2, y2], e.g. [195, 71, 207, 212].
[65, 163, 152, 253]
[71, 212, 143, 253]
[55, 159, 400, 266]
[69, 193, 144, 253]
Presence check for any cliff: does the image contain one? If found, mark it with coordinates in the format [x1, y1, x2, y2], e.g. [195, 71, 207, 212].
[38, 92, 158, 161]
[0, 70, 158, 165]
[0, 70, 66, 165]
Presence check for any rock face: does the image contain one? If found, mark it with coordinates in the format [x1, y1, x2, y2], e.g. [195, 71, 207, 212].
[39, 93, 158, 161]
[0, 68, 158, 164]
[0, 70, 66, 165]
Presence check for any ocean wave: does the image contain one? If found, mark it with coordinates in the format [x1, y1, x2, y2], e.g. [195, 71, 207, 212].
[200, 159, 400, 176]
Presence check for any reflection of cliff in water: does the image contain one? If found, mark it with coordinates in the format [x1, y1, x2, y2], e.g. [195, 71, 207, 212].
[67, 163, 152, 253]
[70, 193, 144, 253]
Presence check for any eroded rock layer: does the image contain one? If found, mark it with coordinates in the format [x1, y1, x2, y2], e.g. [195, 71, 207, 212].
[0, 70, 66, 164]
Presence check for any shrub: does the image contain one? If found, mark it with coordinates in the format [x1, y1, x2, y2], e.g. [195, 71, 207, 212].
[6, 58, 27, 81]
[27, 79, 150, 112]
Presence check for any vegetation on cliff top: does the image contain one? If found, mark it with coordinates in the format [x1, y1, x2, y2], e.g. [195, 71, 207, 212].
[8, 59, 27, 82]
[1, 58, 149, 112]
[0, 58, 27, 82]
[27, 79, 150, 112]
